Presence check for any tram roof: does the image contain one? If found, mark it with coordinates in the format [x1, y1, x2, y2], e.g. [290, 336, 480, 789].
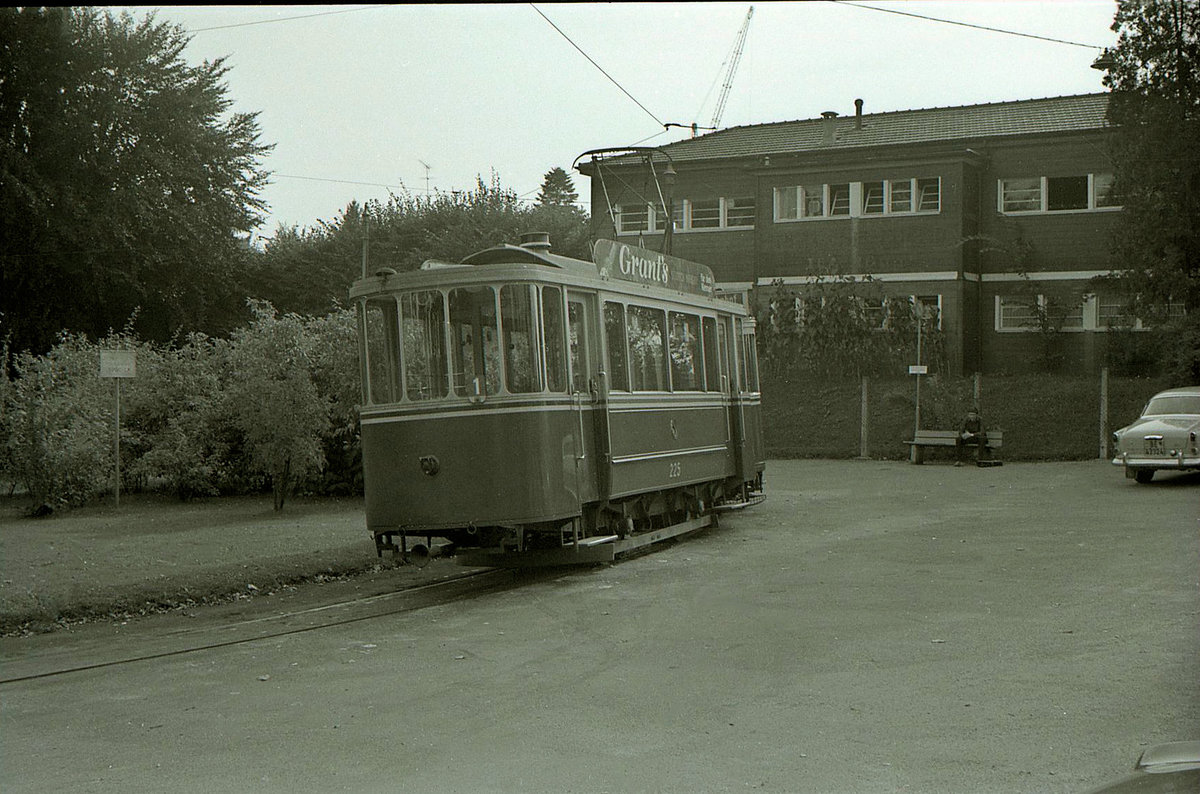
[352, 239, 731, 308]
[459, 243, 598, 277]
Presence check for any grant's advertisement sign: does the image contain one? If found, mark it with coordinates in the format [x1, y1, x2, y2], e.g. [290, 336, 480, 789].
[593, 239, 715, 298]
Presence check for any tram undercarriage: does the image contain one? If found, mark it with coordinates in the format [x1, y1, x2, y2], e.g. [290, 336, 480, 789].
[373, 474, 764, 568]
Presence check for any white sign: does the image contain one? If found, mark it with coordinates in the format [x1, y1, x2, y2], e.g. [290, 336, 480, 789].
[100, 349, 136, 378]
[908, 364, 928, 375]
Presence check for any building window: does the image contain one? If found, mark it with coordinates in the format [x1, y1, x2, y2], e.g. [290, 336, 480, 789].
[1094, 174, 1120, 208]
[917, 178, 941, 212]
[616, 202, 677, 235]
[1097, 295, 1185, 330]
[725, 196, 756, 227]
[1047, 176, 1088, 211]
[803, 185, 824, 217]
[999, 174, 1120, 214]
[677, 196, 756, 231]
[1000, 178, 1042, 213]
[689, 198, 721, 229]
[617, 203, 650, 234]
[889, 180, 913, 213]
[775, 187, 798, 221]
[829, 183, 850, 216]
[775, 178, 940, 221]
[862, 181, 885, 215]
[1098, 295, 1135, 328]
[997, 296, 1039, 331]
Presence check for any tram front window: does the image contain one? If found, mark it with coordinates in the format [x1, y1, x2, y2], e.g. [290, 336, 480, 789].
[400, 290, 448, 401]
[543, 287, 568, 392]
[363, 298, 400, 404]
[501, 285, 539, 393]
[450, 286, 500, 397]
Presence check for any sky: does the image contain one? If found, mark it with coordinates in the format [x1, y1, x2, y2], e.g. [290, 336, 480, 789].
[125, 2, 1121, 242]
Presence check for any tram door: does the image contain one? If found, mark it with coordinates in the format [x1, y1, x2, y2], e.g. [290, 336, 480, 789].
[720, 315, 749, 480]
[567, 291, 602, 504]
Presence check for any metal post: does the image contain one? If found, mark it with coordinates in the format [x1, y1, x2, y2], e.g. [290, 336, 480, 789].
[114, 378, 121, 508]
[914, 316, 923, 436]
[1099, 366, 1109, 459]
[859, 375, 870, 459]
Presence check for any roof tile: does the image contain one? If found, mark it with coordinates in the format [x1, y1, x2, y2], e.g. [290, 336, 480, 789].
[657, 93, 1110, 162]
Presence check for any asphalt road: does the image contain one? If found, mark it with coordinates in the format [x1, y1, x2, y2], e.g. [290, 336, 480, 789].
[1, 460, 1197, 793]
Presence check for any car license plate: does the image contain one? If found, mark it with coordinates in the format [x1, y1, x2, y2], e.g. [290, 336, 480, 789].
[1143, 436, 1164, 455]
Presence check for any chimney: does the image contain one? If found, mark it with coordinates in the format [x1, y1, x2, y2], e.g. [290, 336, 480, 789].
[855, 98, 864, 129]
[821, 110, 838, 146]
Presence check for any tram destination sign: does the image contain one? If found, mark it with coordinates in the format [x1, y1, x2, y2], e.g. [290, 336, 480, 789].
[593, 239, 715, 298]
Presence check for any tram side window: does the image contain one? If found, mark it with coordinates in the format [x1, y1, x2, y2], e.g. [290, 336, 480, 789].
[736, 320, 749, 392]
[449, 286, 500, 397]
[627, 305, 667, 391]
[568, 298, 589, 393]
[363, 298, 400, 404]
[702, 317, 720, 391]
[603, 301, 629, 391]
[542, 287, 567, 392]
[400, 291, 448, 401]
[668, 311, 702, 391]
[500, 285, 539, 393]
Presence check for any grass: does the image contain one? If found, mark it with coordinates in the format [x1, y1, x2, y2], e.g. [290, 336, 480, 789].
[0, 491, 383, 635]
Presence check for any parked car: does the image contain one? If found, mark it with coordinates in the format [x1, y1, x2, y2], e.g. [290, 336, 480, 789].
[1083, 740, 1200, 792]
[1111, 386, 1200, 483]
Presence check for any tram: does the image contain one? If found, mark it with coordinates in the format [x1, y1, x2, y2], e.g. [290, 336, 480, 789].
[350, 234, 764, 566]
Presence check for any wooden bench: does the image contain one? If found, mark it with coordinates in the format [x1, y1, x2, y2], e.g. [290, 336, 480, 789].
[906, 429, 1003, 465]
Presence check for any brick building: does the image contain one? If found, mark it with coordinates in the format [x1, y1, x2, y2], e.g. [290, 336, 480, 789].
[578, 93, 1136, 376]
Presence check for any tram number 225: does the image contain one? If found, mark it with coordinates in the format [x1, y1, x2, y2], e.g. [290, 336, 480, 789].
[667, 461, 681, 479]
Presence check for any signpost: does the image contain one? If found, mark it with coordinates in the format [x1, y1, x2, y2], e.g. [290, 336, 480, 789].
[909, 306, 928, 456]
[99, 350, 136, 506]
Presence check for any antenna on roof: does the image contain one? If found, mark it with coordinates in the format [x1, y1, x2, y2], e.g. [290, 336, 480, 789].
[418, 159, 431, 194]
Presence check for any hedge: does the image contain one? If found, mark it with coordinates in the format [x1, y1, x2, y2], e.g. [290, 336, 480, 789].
[761, 372, 1175, 461]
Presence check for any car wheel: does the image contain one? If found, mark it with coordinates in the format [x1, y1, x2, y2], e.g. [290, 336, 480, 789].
[1133, 469, 1155, 484]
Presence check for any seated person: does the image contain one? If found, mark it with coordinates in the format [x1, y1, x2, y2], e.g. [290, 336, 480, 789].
[957, 407, 988, 465]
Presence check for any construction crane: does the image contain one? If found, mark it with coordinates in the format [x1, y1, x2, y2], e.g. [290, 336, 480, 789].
[709, 6, 754, 131]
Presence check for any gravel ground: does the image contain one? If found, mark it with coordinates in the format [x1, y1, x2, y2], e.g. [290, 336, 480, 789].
[1, 460, 1197, 792]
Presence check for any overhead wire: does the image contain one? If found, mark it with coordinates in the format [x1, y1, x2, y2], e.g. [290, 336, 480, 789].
[188, 6, 381, 33]
[831, 1, 1106, 50]
[529, 3, 666, 129]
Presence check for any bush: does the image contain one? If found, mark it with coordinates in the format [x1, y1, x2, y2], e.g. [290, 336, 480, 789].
[2, 333, 119, 508]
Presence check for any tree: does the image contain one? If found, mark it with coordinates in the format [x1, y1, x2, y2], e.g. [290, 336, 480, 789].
[1097, 0, 1200, 379]
[251, 174, 593, 317]
[225, 302, 331, 511]
[0, 8, 273, 355]
[536, 166, 579, 207]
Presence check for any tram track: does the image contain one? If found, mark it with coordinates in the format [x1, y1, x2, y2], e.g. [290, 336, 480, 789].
[0, 567, 522, 685]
